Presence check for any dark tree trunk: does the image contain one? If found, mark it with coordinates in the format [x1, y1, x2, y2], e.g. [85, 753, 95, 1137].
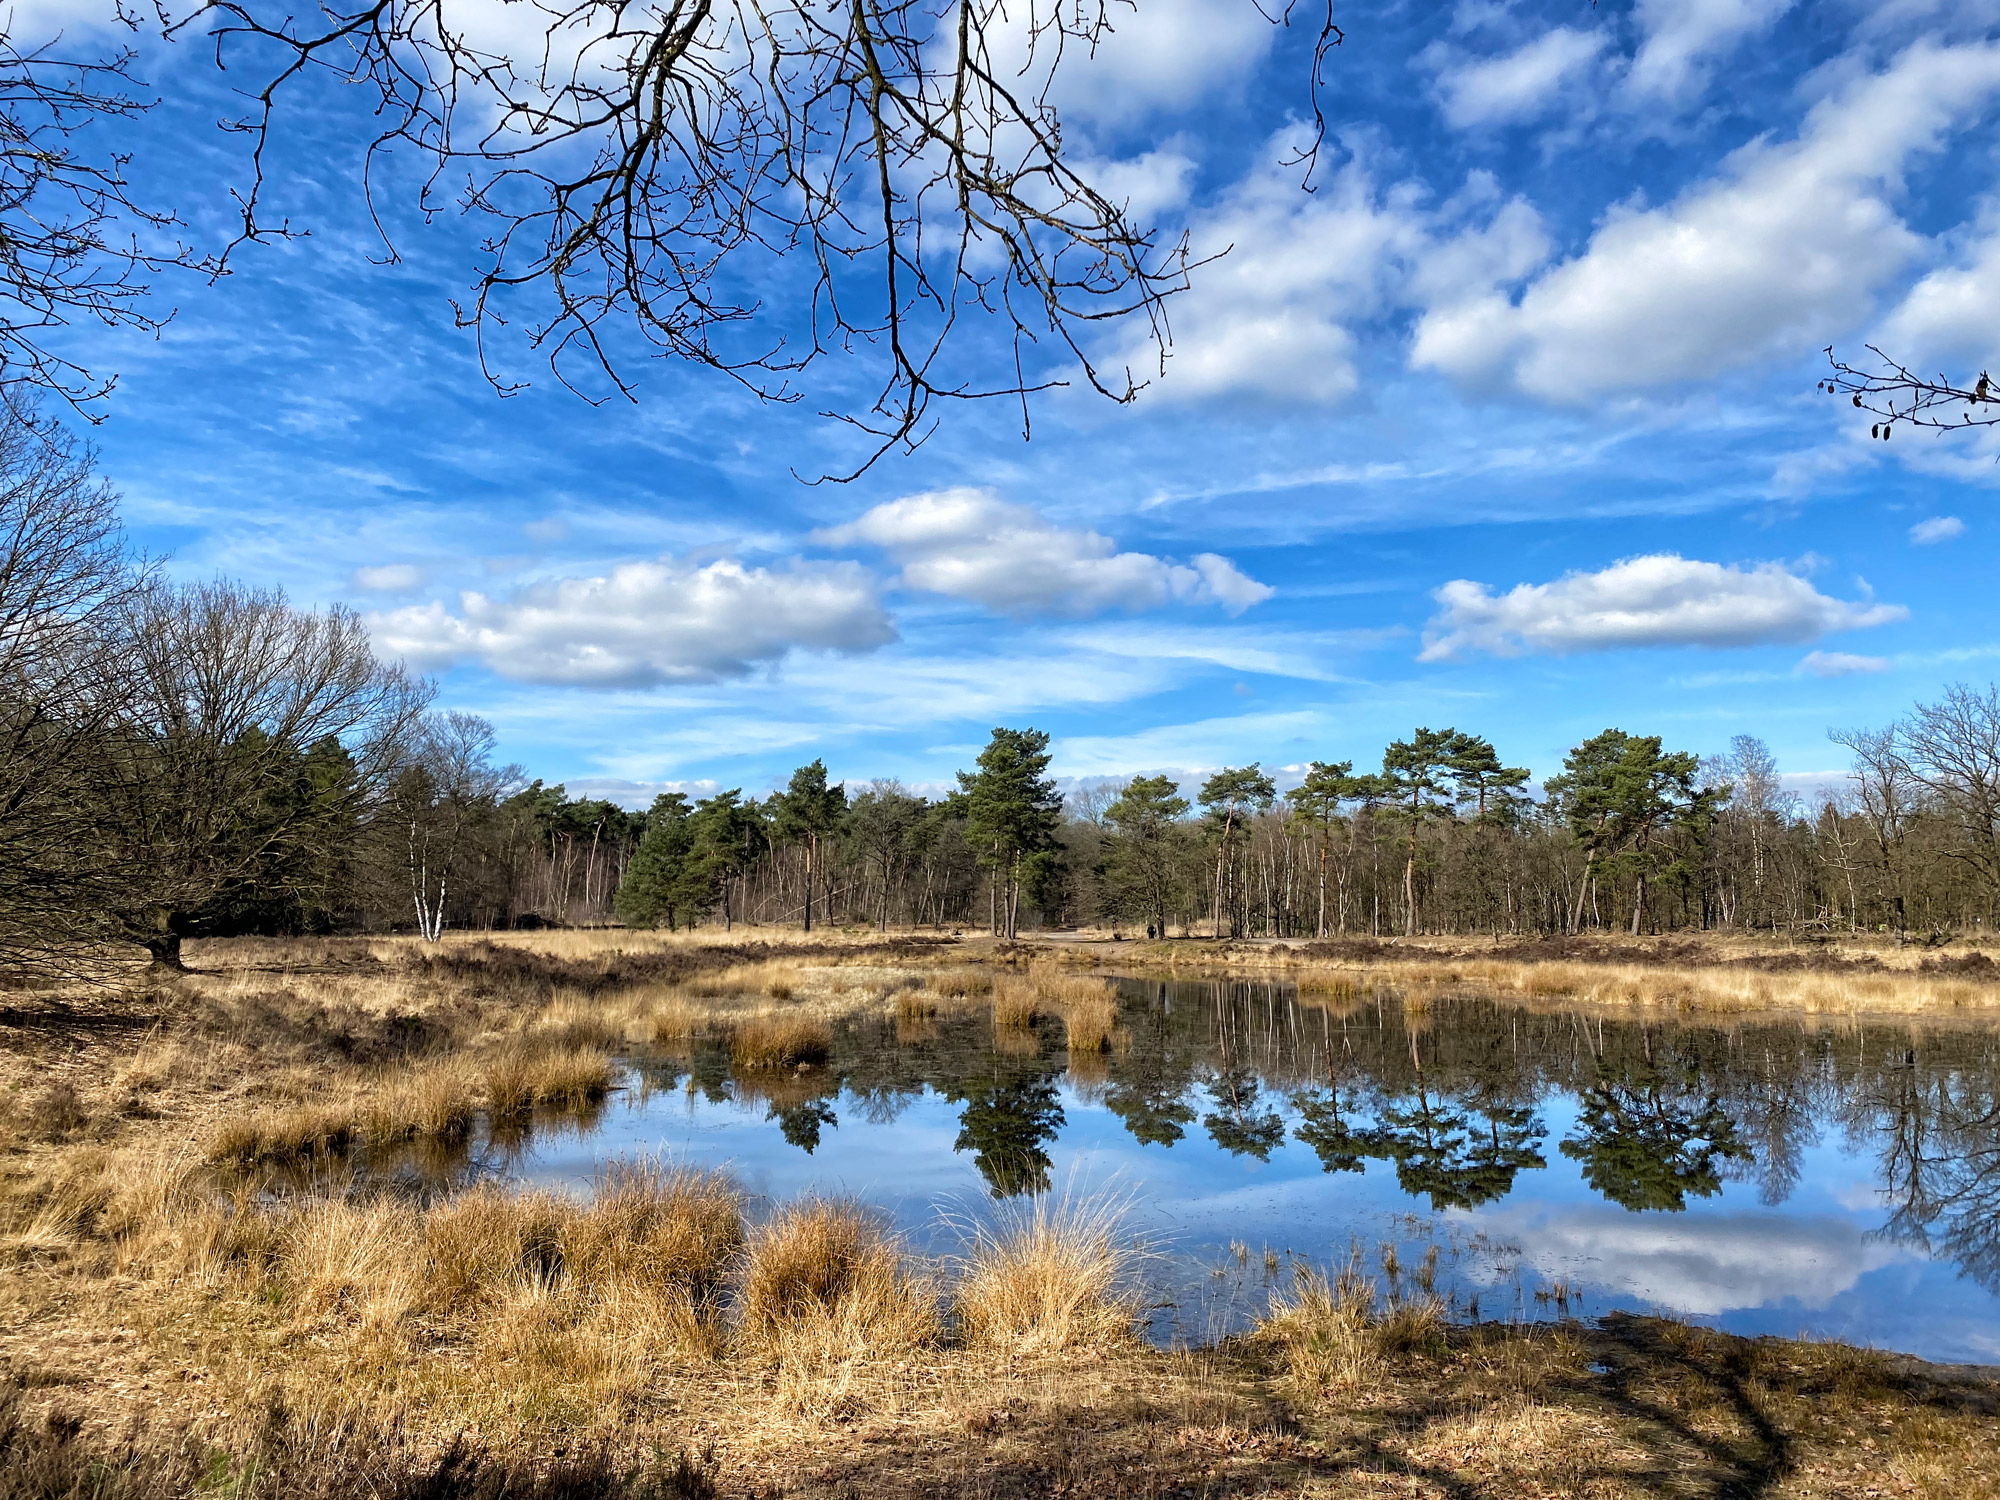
[143, 931, 186, 972]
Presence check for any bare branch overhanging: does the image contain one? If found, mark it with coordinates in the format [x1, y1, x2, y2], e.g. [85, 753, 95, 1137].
[162, 0, 1342, 477]
[1823, 344, 2000, 447]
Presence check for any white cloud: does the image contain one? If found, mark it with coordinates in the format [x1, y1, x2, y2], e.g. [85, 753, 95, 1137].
[1420, 553, 1908, 660]
[1910, 515, 1967, 544]
[1412, 41, 2000, 401]
[1626, 0, 1796, 103]
[1798, 650, 1891, 677]
[1127, 145, 1429, 406]
[352, 563, 424, 593]
[1042, 0, 1278, 126]
[1435, 28, 1609, 128]
[818, 488, 1273, 618]
[366, 555, 893, 686]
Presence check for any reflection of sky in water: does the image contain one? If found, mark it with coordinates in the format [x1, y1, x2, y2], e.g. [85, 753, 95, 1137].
[504, 983, 2000, 1366]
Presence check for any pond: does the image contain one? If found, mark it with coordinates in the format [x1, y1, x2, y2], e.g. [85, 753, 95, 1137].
[406, 978, 2000, 1365]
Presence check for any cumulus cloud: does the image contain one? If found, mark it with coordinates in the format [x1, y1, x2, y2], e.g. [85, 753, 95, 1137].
[1412, 41, 2000, 401]
[1626, 0, 1796, 103]
[818, 488, 1272, 618]
[1123, 146, 1429, 405]
[366, 555, 893, 686]
[1798, 650, 1891, 677]
[352, 563, 424, 593]
[1419, 554, 1907, 660]
[1434, 27, 1608, 128]
[1910, 515, 1967, 544]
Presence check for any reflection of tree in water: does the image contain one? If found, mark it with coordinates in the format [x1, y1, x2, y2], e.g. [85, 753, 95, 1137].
[949, 1072, 1065, 1196]
[1294, 1083, 1375, 1174]
[1202, 1068, 1286, 1160]
[1102, 991, 1202, 1146]
[770, 1098, 838, 1153]
[1861, 1048, 2000, 1294]
[1560, 1056, 1750, 1212]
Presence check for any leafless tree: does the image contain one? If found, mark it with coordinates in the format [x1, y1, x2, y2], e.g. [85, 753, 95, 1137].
[390, 709, 517, 940]
[1894, 685, 2000, 908]
[93, 579, 432, 968]
[0, 408, 135, 969]
[166, 0, 1341, 475]
[1829, 723, 1919, 930]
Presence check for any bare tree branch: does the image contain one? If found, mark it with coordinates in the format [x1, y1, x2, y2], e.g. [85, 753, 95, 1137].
[1823, 344, 2000, 445]
[167, 0, 1341, 476]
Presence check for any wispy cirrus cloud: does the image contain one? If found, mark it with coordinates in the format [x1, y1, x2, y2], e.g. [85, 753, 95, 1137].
[1420, 554, 1906, 660]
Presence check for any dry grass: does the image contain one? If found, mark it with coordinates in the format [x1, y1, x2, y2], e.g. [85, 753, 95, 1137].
[1058, 986, 1118, 1053]
[894, 985, 939, 1021]
[484, 1042, 614, 1116]
[954, 1189, 1141, 1353]
[1259, 1252, 1448, 1397]
[991, 976, 1041, 1029]
[729, 1015, 834, 1070]
[929, 967, 993, 999]
[207, 1098, 360, 1165]
[736, 1198, 937, 1406]
[364, 1060, 475, 1143]
[647, 993, 710, 1042]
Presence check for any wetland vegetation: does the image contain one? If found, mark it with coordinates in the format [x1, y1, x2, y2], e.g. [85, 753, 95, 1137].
[3, 930, 1999, 1498]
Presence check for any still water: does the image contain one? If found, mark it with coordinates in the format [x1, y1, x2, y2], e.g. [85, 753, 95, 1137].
[464, 979, 2000, 1364]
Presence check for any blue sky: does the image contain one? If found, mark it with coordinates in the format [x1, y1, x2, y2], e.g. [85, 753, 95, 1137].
[27, 0, 2000, 802]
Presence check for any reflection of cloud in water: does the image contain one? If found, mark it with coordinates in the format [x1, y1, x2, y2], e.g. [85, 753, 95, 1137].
[1464, 1204, 1915, 1315]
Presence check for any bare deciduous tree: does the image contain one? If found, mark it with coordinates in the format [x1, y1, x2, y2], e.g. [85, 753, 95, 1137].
[391, 709, 517, 941]
[1894, 684, 2000, 907]
[94, 579, 432, 967]
[0, 410, 134, 967]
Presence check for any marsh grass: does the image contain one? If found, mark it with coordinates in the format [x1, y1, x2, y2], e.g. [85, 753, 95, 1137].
[930, 967, 992, 999]
[483, 1043, 613, 1117]
[736, 1199, 937, 1392]
[729, 1015, 833, 1069]
[208, 1099, 360, 1166]
[1060, 988, 1118, 1052]
[364, 1062, 475, 1143]
[991, 977, 1040, 1029]
[1259, 1250, 1447, 1395]
[953, 1188, 1141, 1353]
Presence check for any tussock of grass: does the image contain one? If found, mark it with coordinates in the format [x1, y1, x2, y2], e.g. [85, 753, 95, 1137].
[729, 1016, 833, 1070]
[207, 1100, 359, 1166]
[648, 994, 708, 1042]
[1060, 988, 1118, 1053]
[954, 1189, 1140, 1353]
[991, 977, 1040, 1029]
[483, 1043, 613, 1116]
[736, 1199, 937, 1376]
[364, 1062, 475, 1143]
[929, 967, 992, 999]
[894, 986, 939, 1021]
[1259, 1252, 1446, 1395]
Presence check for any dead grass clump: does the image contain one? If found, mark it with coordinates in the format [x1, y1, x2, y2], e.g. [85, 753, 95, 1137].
[931, 967, 993, 998]
[895, 986, 939, 1021]
[992, 977, 1041, 1029]
[23, 1082, 89, 1142]
[700, 960, 811, 1000]
[1260, 1251, 1447, 1396]
[648, 994, 708, 1042]
[954, 1189, 1140, 1353]
[364, 1062, 474, 1143]
[729, 1014, 833, 1069]
[1260, 1258, 1377, 1392]
[1297, 970, 1359, 1000]
[483, 1044, 613, 1116]
[208, 1100, 359, 1166]
[736, 1199, 937, 1367]
[1062, 991, 1118, 1052]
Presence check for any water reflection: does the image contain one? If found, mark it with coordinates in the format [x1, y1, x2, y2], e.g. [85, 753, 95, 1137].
[298, 976, 2000, 1361]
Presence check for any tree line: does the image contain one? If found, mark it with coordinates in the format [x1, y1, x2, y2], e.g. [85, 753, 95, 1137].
[13, 409, 2000, 970]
